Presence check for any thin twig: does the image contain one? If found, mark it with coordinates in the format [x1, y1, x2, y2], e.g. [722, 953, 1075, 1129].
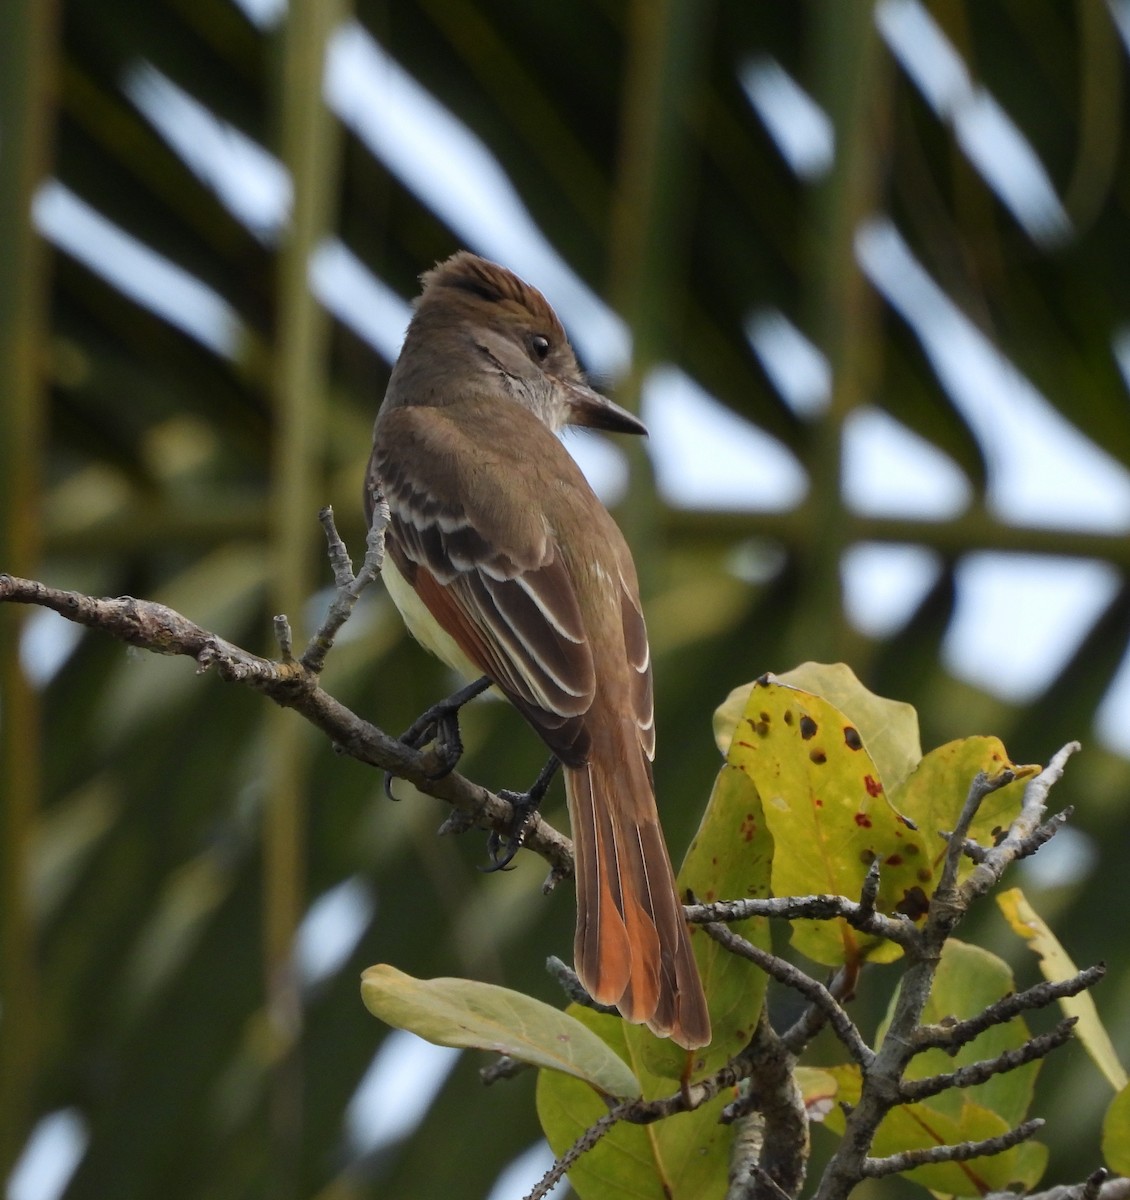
[958, 743, 1081, 904]
[300, 502, 389, 673]
[703, 923, 874, 1069]
[683, 893, 917, 949]
[913, 965, 1104, 1052]
[0, 548, 575, 881]
[861, 1117, 1043, 1177]
[780, 966, 855, 1056]
[986, 1171, 1130, 1200]
[937, 768, 1016, 898]
[523, 1102, 632, 1200]
[901, 1018, 1076, 1102]
[545, 957, 619, 1015]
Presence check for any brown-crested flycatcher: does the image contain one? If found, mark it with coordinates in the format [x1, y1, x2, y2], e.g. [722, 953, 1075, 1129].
[366, 252, 710, 1049]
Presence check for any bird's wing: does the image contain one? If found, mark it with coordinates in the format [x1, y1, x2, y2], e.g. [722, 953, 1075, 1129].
[617, 571, 655, 761]
[371, 405, 596, 764]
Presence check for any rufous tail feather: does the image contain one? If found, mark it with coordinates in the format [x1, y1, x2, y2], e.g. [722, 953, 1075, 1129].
[564, 755, 711, 1050]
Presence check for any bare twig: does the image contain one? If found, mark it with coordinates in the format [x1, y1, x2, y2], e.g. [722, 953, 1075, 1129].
[0, 527, 575, 882]
[544, 956, 620, 1015]
[703, 924, 874, 1070]
[987, 1171, 1130, 1200]
[524, 1101, 632, 1200]
[861, 1117, 1043, 1177]
[780, 966, 855, 1056]
[958, 743, 1082, 904]
[301, 502, 388, 673]
[683, 892, 917, 949]
[937, 767, 1017, 898]
[901, 1018, 1076, 1102]
[274, 613, 295, 661]
[913, 965, 1104, 1052]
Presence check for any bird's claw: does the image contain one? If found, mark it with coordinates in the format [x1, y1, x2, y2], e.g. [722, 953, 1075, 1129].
[383, 676, 491, 799]
[481, 757, 561, 872]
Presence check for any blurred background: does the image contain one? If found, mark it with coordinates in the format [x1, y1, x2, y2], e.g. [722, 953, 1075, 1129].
[3, 1, 1130, 1197]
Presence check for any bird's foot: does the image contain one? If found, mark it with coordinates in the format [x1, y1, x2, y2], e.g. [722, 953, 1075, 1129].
[483, 756, 561, 871]
[383, 675, 491, 799]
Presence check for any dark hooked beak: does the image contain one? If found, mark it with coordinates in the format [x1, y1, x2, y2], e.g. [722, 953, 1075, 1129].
[561, 379, 648, 436]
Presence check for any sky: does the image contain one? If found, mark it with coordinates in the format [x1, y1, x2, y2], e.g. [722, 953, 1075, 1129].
[14, 1, 1130, 1197]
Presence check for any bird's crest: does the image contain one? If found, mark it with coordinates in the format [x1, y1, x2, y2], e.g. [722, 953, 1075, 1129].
[421, 251, 564, 334]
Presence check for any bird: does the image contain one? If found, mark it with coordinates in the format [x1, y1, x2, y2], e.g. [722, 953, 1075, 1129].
[365, 251, 710, 1050]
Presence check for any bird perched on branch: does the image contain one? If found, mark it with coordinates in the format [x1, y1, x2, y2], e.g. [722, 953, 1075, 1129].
[366, 252, 710, 1050]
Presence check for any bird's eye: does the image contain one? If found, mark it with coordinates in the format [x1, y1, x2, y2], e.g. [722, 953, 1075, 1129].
[530, 334, 551, 361]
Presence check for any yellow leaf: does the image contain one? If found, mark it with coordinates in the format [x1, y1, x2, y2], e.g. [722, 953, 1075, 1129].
[998, 888, 1126, 1093]
[730, 676, 929, 966]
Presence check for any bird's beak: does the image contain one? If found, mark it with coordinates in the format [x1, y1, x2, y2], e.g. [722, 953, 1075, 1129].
[562, 379, 648, 436]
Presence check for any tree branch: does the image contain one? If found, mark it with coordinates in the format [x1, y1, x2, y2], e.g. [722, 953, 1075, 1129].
[957, 743, 1082, 904]
[913, 965, 1105, 1052]
[702, 923, 874, 1070]
[724, 1011, 809, 1200]
[812, 742, 1082, 1200]
[0, 506, 576, 882]
[684, 887, 918, 950]
[861, 1117, 1044, 1177]
[900, 1018, 1076, 1103]
[986, 1171, 1130, 1200]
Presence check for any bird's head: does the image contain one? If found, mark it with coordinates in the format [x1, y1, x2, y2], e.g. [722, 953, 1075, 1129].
[413, 251, 647, 437]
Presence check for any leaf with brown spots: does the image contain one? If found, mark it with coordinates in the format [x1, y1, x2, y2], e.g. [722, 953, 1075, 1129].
[891, 737, 1040, 876]
[777, 662, 922, 791]
[730, 677, 929, 967]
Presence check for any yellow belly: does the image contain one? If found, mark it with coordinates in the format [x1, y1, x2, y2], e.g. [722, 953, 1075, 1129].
[381, 557, 483, 683]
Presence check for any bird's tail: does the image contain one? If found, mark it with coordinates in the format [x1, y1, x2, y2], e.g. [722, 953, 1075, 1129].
[564, 750, 711, 1050]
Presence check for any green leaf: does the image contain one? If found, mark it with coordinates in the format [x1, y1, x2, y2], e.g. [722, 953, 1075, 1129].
[361, 964, 641, 1099]
[822, 1065, 1047, 1196]
[536, 1005, 731, 1200]
[825, 942, 1048, 1195]
[895, 940, 1039, 1127]
[730, 676, 929, 965]
[879, 1100, 1046, 1195]
[999, 887, 1127, 1093]
[1101, 1082, 1130, 1173]
[634, 737, 775, 1079]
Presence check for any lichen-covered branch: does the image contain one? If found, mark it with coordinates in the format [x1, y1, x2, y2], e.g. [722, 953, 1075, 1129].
[0, 504, 575, 882]
[812, 744, 1088, 1200]
[861, 1118, 1044, 1177]
[684, 885, 918, 950]
[899, 1018, 1076, 1103]
[913, 966, 1104, 1053]
[702, 923, 874, 1071]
